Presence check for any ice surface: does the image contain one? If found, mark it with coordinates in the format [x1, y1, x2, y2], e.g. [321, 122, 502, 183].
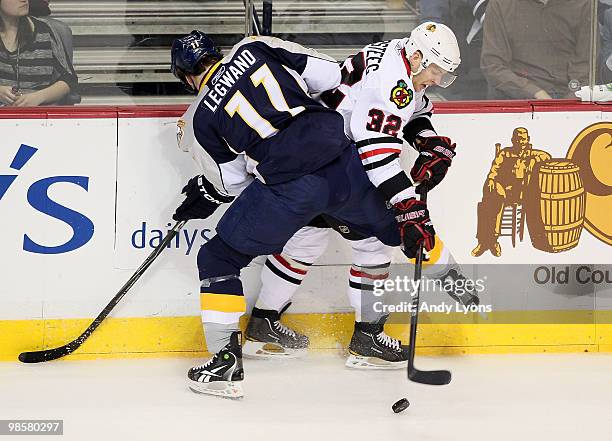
[1, 353, 610, 441]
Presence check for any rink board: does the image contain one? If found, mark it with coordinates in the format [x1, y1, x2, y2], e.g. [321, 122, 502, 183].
[0, 314, 603, 360]
[0, 101, 611, 360]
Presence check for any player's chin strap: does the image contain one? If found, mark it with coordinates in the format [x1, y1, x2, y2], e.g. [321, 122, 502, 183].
[185, 66, 213, 95]
[409, 58, 425, 77]
[402, 47, 424, 79]
[195, 75, 207, 94]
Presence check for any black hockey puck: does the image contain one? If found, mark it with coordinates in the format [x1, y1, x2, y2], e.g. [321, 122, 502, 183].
[392, 398, 410, 413]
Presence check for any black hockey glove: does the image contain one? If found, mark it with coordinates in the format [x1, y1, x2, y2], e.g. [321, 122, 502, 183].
[394, 198, 435, 259]
[410, 136, 456, 192]
[173, 175, 234, 221]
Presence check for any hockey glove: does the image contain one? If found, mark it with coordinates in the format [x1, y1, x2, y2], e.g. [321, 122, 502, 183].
[173, 175, 234, 221]
[394, 198, 435, 259]
[410, 136, 456, 192]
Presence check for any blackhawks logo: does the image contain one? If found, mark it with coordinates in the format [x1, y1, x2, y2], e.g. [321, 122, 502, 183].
[390, 80, 413, 109]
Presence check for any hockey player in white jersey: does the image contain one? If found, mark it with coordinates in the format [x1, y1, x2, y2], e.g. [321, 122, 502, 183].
[244, 23, 479, 368]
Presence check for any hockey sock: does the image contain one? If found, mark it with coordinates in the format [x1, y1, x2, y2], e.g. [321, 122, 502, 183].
[423, 244, 454, 279]
[197, 237, 252, 353]
[204, 322, 241, 354]
[256, 254, 311, 312]
[348, 263, 390, 322]
[200, 278, 246, 353]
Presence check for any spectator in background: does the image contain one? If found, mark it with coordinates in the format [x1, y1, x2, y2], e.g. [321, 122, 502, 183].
[418, 0, 489, 100]
[419, 0, 449, 23]
[28, 0, 75, 66]
[600, 0, 612, 83]
[481, 0, 591, 100]
[0, 0, 77, 106]
[273, 0, 385, 46]
[28, 0, 49, 15]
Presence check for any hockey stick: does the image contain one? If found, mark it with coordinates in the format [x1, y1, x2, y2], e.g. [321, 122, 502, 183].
[262, 1, 272, 36]
[19, 220, 187, 363]
[406, 190, 452, 385]
[243, 0, 262, 35]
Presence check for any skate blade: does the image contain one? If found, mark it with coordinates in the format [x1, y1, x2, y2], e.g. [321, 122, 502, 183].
[243, 340, 307, 359]
[345, 354, 407, 370]
[187, 379, 244, 399]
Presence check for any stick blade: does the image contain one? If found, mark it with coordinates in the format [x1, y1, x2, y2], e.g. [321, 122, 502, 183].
[408, 368, 452, 385]
[18, 345, 72, 363]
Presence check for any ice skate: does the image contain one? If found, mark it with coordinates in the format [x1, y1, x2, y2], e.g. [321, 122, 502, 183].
[187, 331, 244, 399]
[440, 268, 480, 307]
[243, 305, 309, 359]
[345, 322, 408, 370]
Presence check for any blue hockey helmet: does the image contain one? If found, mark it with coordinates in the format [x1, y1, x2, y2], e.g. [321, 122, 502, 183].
[171, 31, 222, 80]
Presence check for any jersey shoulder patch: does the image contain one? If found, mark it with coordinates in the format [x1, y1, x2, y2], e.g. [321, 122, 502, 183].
[389, 79, 413, 110]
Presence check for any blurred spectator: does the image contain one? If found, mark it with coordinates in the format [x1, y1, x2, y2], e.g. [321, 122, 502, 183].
[0, 0, 77, 106]
[28, 0, 74, 65]
[418, 0, 489, 100]
[600, 0, 612, 83]
[28, 0, 49, 16]
[419, 0, 449, 23]
[481, 0, 591, 100]
[273, 0, 385, 46]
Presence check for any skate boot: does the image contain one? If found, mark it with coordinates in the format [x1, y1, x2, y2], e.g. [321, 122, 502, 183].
[345, 322, 409, 370]
[243, 304, 309, 359]
[440, 268, 480, 307]
[187, 331, 244, 399]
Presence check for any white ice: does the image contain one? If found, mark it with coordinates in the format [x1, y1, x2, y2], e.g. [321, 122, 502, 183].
[1, 353, 610, 441]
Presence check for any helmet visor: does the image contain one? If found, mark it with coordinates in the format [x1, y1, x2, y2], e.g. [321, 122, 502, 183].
[426, 63, 457, 89]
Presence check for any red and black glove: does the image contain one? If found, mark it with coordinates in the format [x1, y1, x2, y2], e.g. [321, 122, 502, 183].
[173, 175, 234, 221]
[394, 198, 435, 258]
[410, 136, 456, 192]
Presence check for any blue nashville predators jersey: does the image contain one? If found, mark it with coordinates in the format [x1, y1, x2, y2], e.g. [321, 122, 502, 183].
[177, 36, 345, 194]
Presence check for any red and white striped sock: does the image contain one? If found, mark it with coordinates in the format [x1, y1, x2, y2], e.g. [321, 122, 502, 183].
[348, 263, 390, 322]
[256, 254, 312, 311]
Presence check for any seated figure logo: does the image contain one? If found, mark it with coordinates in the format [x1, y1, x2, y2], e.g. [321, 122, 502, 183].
[0, 144, 94, 254]
[472, 124, 611, 257]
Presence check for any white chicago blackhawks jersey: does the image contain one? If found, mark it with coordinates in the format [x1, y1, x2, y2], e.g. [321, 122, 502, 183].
[320, 39, 435, 204]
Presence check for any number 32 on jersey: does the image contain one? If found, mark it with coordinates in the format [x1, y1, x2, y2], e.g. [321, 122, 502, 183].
[366, 109, 401, 137]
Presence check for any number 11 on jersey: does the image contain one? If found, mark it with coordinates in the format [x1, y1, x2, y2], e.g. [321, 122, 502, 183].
[224, 64, 305, 139]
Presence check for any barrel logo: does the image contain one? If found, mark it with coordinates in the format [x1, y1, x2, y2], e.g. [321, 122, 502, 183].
[471, 125, 610, 258]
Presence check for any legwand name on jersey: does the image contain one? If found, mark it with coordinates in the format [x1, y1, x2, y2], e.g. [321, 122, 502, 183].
[203, 49, 258, 112]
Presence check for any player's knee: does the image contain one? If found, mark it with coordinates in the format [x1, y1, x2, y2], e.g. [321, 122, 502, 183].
[352, 242, 393, 267]
[283, 227, 330, 263]
[197, 236, 251, 280]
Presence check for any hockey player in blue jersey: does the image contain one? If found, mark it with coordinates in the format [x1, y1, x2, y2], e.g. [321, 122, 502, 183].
[171, 32, 440, 398]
